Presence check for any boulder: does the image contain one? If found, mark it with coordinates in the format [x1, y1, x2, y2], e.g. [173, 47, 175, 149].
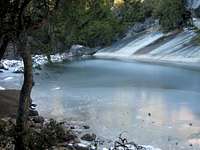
[0, 62, 4, 69]
[65, 132, 79, 143]
[131, 22, 146, 33]
[13, 67, 24, 73]
[29, 109, 39, 117]
[35, 72, 40, 75]
[83, 125, 90, 130]
[70, 45, 97, 57]
[81, 133, 96, 142]
[34, 64, 42, 70]
[32, 116, 44, 124]
[73, 143, 91, 150]
[129, 18, 156, 33]
[123, 18, 157, 39]
[30, 103, 37, 108]
[0, 62, 8, 70]
[52, 145, 74, 150]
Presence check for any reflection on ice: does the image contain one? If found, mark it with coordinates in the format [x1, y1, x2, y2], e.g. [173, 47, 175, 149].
[31, 59, 200, 150]
[51, 94, 65, 121]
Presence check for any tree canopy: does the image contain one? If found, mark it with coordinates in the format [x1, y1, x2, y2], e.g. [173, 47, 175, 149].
[154, 0, 190, 31]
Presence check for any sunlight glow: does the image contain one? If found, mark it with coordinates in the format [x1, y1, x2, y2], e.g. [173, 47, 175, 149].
[114, 0, 124, 7]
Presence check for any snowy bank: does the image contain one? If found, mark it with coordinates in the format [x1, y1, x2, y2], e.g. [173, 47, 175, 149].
[0, 43, 99, 74]
[0, 52, 71, 74]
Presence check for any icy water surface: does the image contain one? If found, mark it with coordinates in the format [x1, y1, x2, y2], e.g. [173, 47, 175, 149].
[31, 58, 200, 149]
[1, 58, 200, 149]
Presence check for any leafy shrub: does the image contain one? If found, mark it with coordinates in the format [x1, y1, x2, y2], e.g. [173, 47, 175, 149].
[193, 29, 200, 45]
[78, 19, 123, 47]
[120, 0, 145, 26]
[153, 0, 190, 32]
[25, 119, 71, 149]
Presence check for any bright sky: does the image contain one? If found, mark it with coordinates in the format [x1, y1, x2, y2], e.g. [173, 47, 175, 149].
[114, 0, 124, 6]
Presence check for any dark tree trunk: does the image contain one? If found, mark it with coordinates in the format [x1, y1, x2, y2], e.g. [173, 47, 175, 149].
[15, 39, 33, 150]
[0, 36, 9, 60]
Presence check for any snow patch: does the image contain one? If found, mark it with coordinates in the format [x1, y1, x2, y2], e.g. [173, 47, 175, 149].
[142, 145, 162, 150]
[1, 52, 71, 74]
[109, 144, 161, 150]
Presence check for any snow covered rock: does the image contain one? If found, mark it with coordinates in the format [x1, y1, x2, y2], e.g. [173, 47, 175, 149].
[70, 45, 97, 57]
[32, 55, 48, 65]
[0, 51, 88, 74]
[13, 66, 24, 73]
[109, 144, 161, 150]
[131, 18, 155, 33]
[81, 133, 96, 141]
[0, 61, 8, 70]
[123, 18, 158, 39]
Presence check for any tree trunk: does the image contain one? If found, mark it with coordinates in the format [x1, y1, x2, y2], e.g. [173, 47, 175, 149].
[0, 36, 9, 61]
[15, 39, 33, 150]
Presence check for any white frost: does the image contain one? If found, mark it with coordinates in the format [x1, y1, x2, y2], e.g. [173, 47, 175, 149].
[109, 144, 161, 150]
[1, 52, 70, 74]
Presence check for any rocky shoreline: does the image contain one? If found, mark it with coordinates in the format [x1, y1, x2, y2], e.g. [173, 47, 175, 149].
[0, 44, 99, 75]
[0, 116, 161, 150]
[0, 90, 161, 150]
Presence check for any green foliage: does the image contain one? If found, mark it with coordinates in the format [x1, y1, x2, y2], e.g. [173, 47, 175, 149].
[116, 0, 191, 32]
[30, 0, 124, 53]
[25, 120, 57, 149]
[121, 0, 145, 25]
[0, 119, 16, 149]
[78, 19, 123, 47]
[0, 118, 77, 150]
[30, 24, 55, 62]
[195, 37, 200, 45]
[58, 0, 124, 48]
[193, 29, 200, 45]
[141, 0, 159, 18]
[25, 119, 75, 150]
[119, 0, 158, 26]
[153, 0, 189, 31]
